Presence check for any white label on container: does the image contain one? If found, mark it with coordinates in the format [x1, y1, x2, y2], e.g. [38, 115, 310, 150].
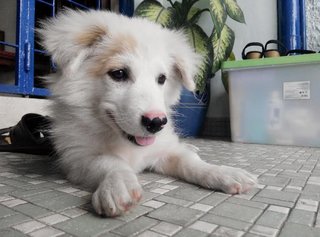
[283, 81, 310, 100]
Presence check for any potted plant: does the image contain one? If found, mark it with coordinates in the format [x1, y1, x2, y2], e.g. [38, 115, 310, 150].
[135, 0, 245, 136]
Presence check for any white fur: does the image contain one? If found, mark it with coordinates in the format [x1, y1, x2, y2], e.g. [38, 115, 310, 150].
[39, 10, 257, 217]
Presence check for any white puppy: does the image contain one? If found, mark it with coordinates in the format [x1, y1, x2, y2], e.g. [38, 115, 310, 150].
[39, 10, 257, 217]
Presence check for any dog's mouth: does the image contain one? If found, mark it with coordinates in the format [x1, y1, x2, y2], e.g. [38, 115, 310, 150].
[127, 134, 156, 146]
[106, 111, 156, 146]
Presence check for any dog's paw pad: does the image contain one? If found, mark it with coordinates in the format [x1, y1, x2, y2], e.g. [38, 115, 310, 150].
[119, 199, 134, 212]
[224, 182, 242, 194]
[218, 166, 257, 194]
[131, 189, 142, 202]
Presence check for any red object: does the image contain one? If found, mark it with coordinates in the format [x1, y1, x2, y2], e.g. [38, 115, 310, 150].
[0, 51, 15, 71]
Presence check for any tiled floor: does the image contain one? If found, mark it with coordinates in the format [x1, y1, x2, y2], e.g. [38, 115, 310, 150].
[0, 139, 320, 237]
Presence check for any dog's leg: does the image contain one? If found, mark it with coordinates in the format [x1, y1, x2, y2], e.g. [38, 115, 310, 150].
[77, 156, 142, 216]
[153, 144, 257, 194]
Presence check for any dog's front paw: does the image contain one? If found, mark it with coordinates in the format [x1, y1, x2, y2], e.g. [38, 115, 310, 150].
[217, 166, 257, 194]
[92, 172, 142, 217]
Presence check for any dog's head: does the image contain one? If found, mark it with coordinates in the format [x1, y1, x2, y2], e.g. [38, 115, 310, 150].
[39, 10, 201, 146]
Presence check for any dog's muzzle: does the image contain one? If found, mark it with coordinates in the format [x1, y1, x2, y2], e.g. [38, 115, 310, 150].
[126, 115, 167, 147]
[106, 110, 166, 147]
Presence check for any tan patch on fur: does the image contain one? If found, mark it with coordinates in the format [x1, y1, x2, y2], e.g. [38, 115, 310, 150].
[159, 156, 180, 176]
[89, 34, 138, 77]
[76, 25, 108, 47]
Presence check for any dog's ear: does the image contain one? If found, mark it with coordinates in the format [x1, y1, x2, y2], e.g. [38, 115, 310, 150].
[37, 10, 108, 67]
[169, 31, 202, 92]
[173, 57, 196, 91]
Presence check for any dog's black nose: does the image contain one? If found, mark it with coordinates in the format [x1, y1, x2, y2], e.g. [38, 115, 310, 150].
[141, 116, 167, 134]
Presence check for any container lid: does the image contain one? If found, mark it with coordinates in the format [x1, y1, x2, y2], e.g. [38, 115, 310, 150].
[222, 53, 320, 71]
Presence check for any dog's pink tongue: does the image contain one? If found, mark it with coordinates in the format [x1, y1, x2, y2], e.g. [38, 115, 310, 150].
[135, 136, 155, 146]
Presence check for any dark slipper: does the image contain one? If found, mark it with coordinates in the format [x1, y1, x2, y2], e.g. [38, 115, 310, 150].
[0, 113, 54, 155]
[264, 40, 287, 57]
[242, 42, 265, 60]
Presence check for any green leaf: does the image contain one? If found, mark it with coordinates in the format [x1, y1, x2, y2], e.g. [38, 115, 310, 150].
[187, 7, 201, 22]
[228, 51, 236, 61]
[185, 24, 213, 93]
[173, 0, 199, 27]
[224, 0, 245, 23]
[134, 0, 174, 27]
[210, 0, 227, 36]
[222, 70, 229, 93]
[188, 8, 211, 26]
[173, 1, 182, 9]
[212, 24, 235, 74]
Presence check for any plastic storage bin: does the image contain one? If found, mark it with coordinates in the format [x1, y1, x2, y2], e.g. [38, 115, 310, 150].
[222, 54, 320, 147]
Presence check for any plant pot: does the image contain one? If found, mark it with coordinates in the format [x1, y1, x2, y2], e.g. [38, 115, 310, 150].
[173, 86, 210, 137]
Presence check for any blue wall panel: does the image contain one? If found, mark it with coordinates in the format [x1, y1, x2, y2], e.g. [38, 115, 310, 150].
[278, 0, 307, 51]
[0, 0, 134, 97]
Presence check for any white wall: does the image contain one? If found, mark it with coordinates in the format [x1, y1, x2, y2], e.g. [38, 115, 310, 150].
[0, 1, 278, 127]
[0, 96, 51, 128]
[306, 0, 320, 51]
[135, 0, 277, 59]
[0, 1, 16, 52]
[135, 0, 278, 118]
[0, 1, 17, 84]
[209, 0, 277, 118]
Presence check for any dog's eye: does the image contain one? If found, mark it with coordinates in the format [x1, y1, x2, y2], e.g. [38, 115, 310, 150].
[108, 69, 128, 81]
[157, 74, 166, 85]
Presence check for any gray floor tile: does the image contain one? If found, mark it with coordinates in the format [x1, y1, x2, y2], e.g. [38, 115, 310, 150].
[54, 213, 124, 237]
[173, 228, 208, 237]
[112, 216, 158, 236]
[10, 188, 52, 199]
[154, 194, 193, 207]
[0, 205, 17, 218]
[201, 213, 252, 231]
[140, 191, 160, 203]
[0, 213, 31, 229]
[116, 205, 153, 222]
[210, 202, 263, 223]
[148, 204, 203, 226]
[0, 228, 28, 237]
[12, 203, 51, 218]
[2, 139, 320, 236]
[226, 197, 268, 210]
[249, 225, 278, 237]
[255, 210, 287, 229]
[256, 189, 299, 203]
[28, 226, 65, 237]
[287, 209, 315, 226]
[21, 190, 65, 203]
[164, 187, 212, 202]
[243, 233, 263, 237]
[0, 185, 16, 194]
[211, 226, 245, 237]
[279, 223, 320, 237]
[1, 179, 29, 188]
[199, 192, 230, 206]
[288, 178, 307, 187]
[251, 197, 295, 208]
[97, 232, 122, 237]
[151, 221, 182, 236]
[259, 176, 291, 187]
[303, 184, 320, 195]
[28, 192, 88, 211]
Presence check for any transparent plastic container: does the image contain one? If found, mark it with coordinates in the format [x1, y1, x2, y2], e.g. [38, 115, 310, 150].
[222, 54, 320, 147]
